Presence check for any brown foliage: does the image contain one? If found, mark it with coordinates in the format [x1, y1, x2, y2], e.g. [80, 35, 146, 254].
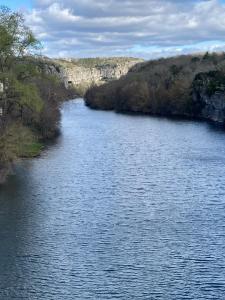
[85, 52, 225, 117]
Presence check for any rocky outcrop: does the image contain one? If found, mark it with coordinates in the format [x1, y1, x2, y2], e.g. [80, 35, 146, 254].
[192, 71, 225, 124]
[41, 57, 143, 94]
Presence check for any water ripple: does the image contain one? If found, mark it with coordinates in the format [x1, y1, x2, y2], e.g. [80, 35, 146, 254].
[1, 100, 225, 299]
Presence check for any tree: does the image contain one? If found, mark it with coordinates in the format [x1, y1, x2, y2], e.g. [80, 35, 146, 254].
[0, 6, 71, 179]
[0, 6, 43, 119]
[0, 6, 40, 72]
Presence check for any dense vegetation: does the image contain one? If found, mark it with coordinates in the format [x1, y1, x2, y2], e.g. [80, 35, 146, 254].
[85, 52, 225, 118]
[0, 7, 71, 182]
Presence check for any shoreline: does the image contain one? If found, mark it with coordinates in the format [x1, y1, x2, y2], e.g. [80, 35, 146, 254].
[85, 100, 225, 129]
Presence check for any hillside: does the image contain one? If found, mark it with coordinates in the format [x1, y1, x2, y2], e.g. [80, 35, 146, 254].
[85, 52, 225, 125]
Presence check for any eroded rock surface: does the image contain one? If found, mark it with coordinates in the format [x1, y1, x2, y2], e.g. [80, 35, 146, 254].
[192, 71, 225, 124]
[43, 57, 144, 94]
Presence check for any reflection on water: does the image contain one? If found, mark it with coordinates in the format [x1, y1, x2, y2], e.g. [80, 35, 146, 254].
[1, 99, 225, 299]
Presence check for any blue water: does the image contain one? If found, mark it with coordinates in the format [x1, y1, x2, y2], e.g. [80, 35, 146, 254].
[1, 99, 225, 299]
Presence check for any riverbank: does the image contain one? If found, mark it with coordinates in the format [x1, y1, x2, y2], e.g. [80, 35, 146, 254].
[0, 7, 77, 185]
[0, 141, 43, 184]
[0, 67, 75, 185]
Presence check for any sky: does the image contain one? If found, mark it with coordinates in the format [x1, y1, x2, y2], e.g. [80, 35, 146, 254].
[1, 0, 225, 59]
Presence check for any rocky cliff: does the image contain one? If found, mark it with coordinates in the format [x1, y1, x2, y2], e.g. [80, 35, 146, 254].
[192, 71, 225, 124]
[42, 57, 144, 95]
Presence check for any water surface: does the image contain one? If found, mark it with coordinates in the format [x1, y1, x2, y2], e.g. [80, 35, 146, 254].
[1, 99, 225, 299]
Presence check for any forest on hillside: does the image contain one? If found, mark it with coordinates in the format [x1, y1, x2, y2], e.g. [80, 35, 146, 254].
[85, 52, 225, 121]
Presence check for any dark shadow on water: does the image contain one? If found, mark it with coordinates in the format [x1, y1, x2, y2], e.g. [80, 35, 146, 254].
[95, 106, 225, 135]
[0, 130, 63, 197]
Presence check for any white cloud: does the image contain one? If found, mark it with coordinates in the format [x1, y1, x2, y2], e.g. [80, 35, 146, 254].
[25, 0, 225, 58]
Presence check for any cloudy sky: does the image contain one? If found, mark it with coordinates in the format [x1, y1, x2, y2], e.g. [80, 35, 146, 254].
[2, 0, 225, 59]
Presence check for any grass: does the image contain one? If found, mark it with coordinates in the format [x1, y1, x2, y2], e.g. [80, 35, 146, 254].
[20, 142, 44, 158]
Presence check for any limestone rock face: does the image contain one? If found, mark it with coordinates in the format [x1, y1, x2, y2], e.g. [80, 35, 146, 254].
[192, 71, 225, 124]
[0, 82, 3, 93]
[42, 57, 143, 93]
[201, 93, 225, 123]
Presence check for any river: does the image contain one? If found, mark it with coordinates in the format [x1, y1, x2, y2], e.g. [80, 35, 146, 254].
[1, 99, 225, 299]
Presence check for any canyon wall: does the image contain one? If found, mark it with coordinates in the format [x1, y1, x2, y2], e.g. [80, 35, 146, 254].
[43, 57, 144, 94]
